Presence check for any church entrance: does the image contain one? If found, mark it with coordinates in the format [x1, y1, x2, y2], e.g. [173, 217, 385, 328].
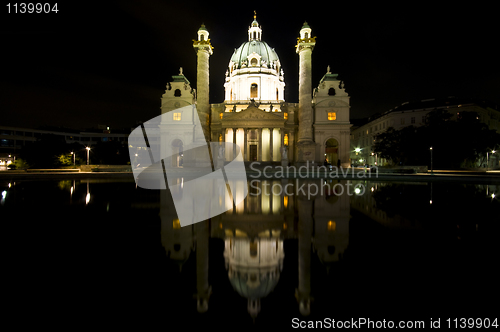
[171, 139, 183, 167]
[249, 145, 257, 161]
[325, 138, 339, 167]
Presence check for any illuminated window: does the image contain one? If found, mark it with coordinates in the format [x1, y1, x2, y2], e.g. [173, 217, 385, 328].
[284, 112, 288, 120]
[251, 58, 258, 67]
[219, 113, 223, 119]
[173, 113, 181, 121]
[327, 220, 336, 231]
[250, 83, 258, 98]
[173, 219, 181, 229]
[328, 112, 336, 121]
[219, 134, 223, 142]
[284, 133, 289, 146]
[283, 196, 288, 208]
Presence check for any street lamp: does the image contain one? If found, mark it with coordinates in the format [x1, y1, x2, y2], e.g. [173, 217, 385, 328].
[490, 150, 496, 172]
[70, 151, 75, 166]
[86, 147, 90, 165]
[429, 147, 433, 174]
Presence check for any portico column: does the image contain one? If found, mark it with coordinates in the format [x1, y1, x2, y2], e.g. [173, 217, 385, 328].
[269, 128, 274, 162]
[280, 128, 285, 160]
[258, 128, 262, 161]
[244, 128, 248, 161]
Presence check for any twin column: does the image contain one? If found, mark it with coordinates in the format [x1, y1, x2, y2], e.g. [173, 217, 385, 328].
[222, 128, 284, 161]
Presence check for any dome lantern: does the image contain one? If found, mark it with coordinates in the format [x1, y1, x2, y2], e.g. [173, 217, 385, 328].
[248, 11, 262, 41]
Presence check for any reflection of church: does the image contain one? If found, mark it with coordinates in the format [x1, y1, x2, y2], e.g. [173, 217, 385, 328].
[160, 13, 351, 167]
[160, 179, 351, 318]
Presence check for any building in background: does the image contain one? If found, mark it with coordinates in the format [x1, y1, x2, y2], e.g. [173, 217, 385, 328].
[0, 125, 129, 165]
[350, 97, 500, 167]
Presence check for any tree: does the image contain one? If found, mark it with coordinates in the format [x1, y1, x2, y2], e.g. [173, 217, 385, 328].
[374, 110, 500, 168]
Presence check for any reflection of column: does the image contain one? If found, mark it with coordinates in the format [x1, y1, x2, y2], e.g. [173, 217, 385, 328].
[258, 128, 262, 161]
[244, 128, 248, 161]
[195, 220, 211, 313]
[296, 198, 312, 316]
[233, 128, 237, 159]
[269, 128, 274, 162]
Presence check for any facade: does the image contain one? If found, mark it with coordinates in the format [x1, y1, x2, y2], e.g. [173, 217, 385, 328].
[160, 15, 351, 168]
[350, 97, 500, 167]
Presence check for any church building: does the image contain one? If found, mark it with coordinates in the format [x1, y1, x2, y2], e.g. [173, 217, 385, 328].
[160, 14, 351, 168]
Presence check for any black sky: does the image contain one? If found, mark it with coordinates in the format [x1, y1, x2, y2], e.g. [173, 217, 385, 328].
[1, 1, 499, 130]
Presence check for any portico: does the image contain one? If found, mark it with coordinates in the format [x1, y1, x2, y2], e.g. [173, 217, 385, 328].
[212, 105, 291, 162]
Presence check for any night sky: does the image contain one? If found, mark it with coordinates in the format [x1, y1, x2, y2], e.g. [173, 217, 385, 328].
[2, 2, 498, 130]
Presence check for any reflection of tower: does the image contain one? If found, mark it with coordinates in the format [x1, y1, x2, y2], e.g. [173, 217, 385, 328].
[195, 220, 211, 313]
[313, 180, 350, 273]
[295, 22, 317, 163]
[296, 198, 313, 316]
[159, 188, 212, 312]
[223, 229, 284, 319]
[193, 24, 213, 143]
[160, 189, 195, 270]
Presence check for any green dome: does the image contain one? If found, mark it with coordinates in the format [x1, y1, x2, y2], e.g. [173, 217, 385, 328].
[230, 40, 280, 68]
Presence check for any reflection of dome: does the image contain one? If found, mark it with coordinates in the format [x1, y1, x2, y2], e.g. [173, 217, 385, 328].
[224, 229, 284, 318]
[229, 268, 280, 299]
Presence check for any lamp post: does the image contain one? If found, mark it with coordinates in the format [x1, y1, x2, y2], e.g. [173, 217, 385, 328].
[430, 147, 433, 174]
[487, 150, 497, 171]
[70, 151, 75, 166]
[86, 147, 90, 165]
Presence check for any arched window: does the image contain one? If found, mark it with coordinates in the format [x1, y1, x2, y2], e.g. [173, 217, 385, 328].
[304, 32, 308, 39]
[200, 34, 204, 41]
[328, 88, 336, 96]
[276, 88, 279, 101]
[251, 58, 258, 67]
[250, 83, 258, 98]
[253, 31, 256, 39]
[230, 88, 232, 101]
[174, 89, 181, 97]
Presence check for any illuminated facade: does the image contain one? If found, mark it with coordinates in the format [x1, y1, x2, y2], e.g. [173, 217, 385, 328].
[161, 15, 351, 167]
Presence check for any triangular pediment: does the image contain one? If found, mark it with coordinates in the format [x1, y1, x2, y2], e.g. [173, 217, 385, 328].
[224, 105, 284, 121]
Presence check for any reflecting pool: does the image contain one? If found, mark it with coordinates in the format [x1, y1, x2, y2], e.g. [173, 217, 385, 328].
[2, 177, 499, 327]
